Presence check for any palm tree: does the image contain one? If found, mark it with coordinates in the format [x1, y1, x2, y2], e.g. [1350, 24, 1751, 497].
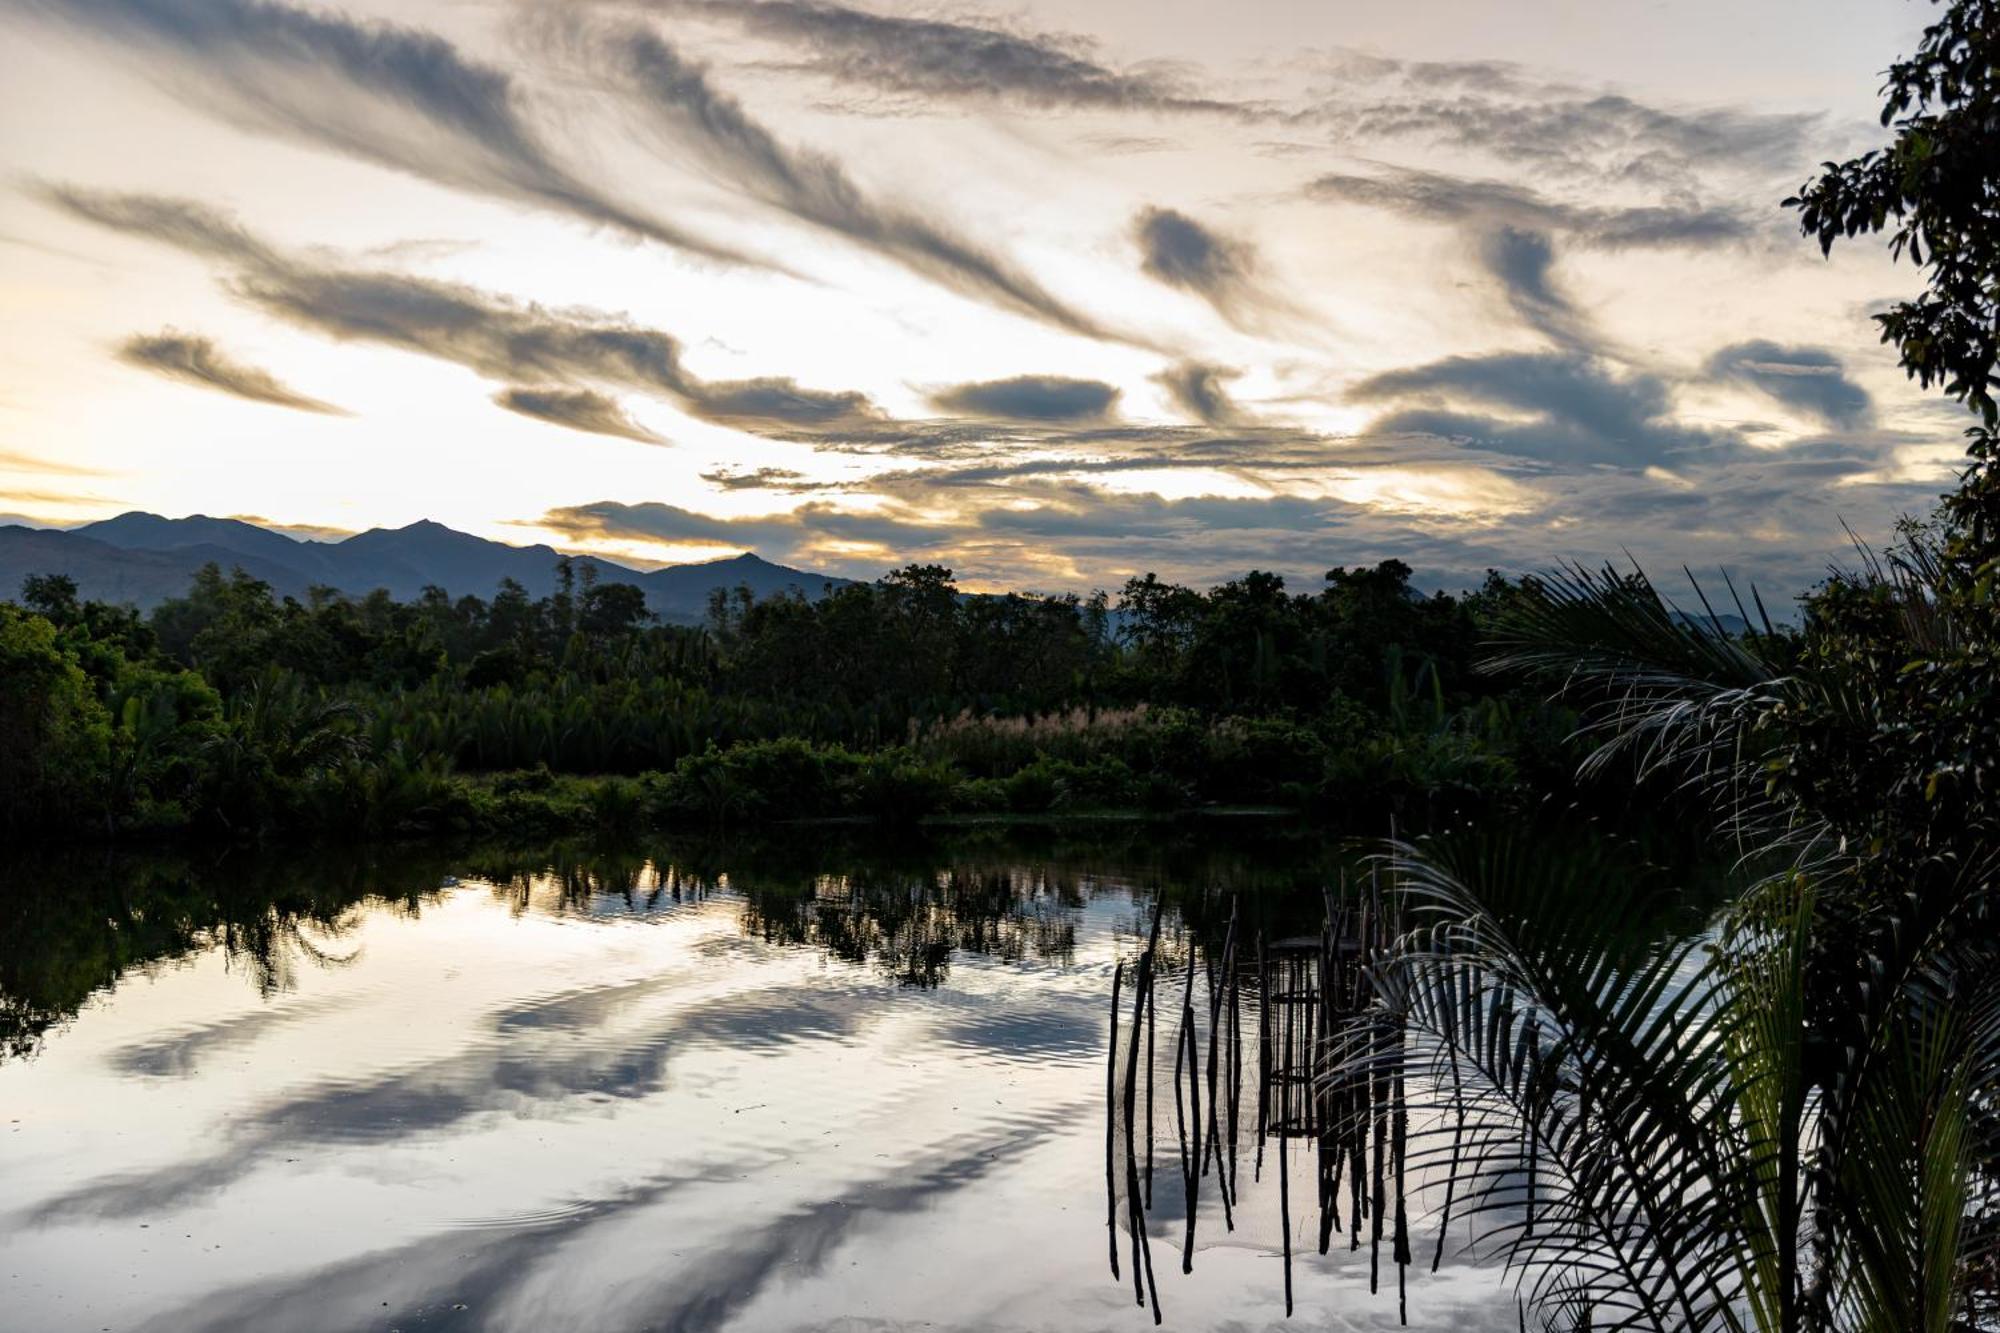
[1338, 549, 2000, 1331]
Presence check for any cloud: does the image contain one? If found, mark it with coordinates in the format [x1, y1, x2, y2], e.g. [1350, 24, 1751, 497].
[537, 488, 1349, 575]
[19, 0, 756, 265]
[540, 497, 928, 560]
[44, 183, 279, 264]
[698, 466, 814, 492]
[1310, 165, 1746, 350]
[533, 411, 1943, 599]
[1132, 206, 1293, 330]
[1351, 351, 1731, 468]
[574, 21, 1122, 342]
[930, 375, 1119, 422]
[116, 329, 343, 413]
[494, 386, 663, 442]
[1704, 340, 1872, 428]
[236, 263, 691, 391]
[0, 448, 108, 477]
[687, 377, 879, 430]
[49, 185, 883, 432]
[651, 0, 1247, 117]
[536, 479, 1534, 594]
[1153, 362, 1246, 426]
[1305, 51, 1819, 187]
[40, 188, 1934, 604]
[1476, 227, 1591, 349]
[1306, 164, 1755, 249]
[225, 514, 356, 541]
[1083, 134, 1182, 155]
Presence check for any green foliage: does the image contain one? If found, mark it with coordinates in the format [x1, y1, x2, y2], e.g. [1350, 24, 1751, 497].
[0, 604, 111, 829]
[3, 543, 1567, 839]
[1789, 0, 2000, 425]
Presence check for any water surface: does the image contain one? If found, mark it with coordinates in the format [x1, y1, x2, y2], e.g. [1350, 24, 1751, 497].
[0, 830, 1518, 1331]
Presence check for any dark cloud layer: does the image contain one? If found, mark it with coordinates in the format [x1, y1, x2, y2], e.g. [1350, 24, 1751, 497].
[1704, 340, 1873, 428]
[23, 0, 756, 265]
[494, 386, 663, 442]
[930, 375, 1119, 422]
[116, 329, 342, 413]
[534, 488, 1376, 584]
[656, 0, 1246, 116]
[519, 394, 1941, 602]
[1352, 351, 1728, 468]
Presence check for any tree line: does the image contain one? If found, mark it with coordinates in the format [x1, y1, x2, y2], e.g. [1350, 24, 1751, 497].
[0, 551, 1583, 839]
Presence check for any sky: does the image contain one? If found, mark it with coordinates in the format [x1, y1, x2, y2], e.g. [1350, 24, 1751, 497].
[0, 0, 1971, 598]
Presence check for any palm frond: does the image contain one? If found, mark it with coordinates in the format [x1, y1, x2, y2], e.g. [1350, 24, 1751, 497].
[1333, 819, 1763, 1330]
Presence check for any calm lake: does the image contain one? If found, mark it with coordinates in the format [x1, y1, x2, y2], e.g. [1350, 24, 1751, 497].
[0, 827, 1519, 1332]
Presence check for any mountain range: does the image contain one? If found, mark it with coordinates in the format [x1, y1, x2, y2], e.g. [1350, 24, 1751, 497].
[0, 513, 851, 624]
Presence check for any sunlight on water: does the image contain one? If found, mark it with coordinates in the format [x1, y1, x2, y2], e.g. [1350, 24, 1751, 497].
[0, 837, 1519, 1331]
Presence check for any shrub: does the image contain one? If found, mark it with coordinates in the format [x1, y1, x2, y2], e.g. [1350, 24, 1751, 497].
[847, 748, 957, 823]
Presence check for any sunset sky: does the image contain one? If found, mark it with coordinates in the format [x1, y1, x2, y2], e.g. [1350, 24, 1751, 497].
[0, 0, 1969, 596]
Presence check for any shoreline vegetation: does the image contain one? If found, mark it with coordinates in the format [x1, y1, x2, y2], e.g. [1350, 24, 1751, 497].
[2, 555, 1603, 845]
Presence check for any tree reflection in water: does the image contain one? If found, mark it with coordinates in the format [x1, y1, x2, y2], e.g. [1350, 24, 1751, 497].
[742, 867, 1082, 987]
[0, 823, 1347, 1065]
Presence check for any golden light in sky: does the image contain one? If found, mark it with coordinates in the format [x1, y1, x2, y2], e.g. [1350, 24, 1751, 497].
[0, 0, 1969, 595]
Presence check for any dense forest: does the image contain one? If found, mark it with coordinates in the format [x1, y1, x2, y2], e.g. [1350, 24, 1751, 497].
[0, 550, 1598, 840]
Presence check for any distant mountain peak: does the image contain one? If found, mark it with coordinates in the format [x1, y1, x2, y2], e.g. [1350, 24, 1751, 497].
[79, 510, 316, 555]
[5, 512, 852, 623]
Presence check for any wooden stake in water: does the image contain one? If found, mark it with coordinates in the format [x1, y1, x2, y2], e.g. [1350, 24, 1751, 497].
[1145, 933, 1157, 1209]
[1107, 959, 1123, 1282]
[1255, 930, 1269, 1184]
[1179, 950, 1201, 1274]
[1124, 938, 1161, 1323]
[1279, 1119, 1294, 1317]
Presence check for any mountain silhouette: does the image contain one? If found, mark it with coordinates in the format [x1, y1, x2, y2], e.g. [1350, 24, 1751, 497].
[1, 513, 849, 623]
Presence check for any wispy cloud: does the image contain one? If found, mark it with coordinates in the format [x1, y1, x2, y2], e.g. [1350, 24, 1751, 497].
[650, 0, 1250, 117]
[1153, 362, 1247, 426]
[1306, 163, 1756, 249]
[540, 497, 907, 559]
[1475, 226, 1593, 350]
[572, 20, 1122, 342]
[698, 465, 815, 492]
[46, 183, 279, 264]
[48, 186, 881, 432]
[494, 386, 663, 443]
[1304, 50, 1819, 188]
[19, 0, 758, 264]
[117, 329, 343, 413]
[1132, 206, 1294, 331]
[0, 449, 109, 477]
